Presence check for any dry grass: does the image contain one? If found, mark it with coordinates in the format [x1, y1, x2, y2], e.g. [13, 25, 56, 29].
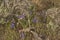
[0, 0, 60, 40]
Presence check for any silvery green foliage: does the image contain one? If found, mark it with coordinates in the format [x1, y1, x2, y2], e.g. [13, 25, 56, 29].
[46, 7, 59, 19]
[46, 7, 60, 28]
[46, 7, 60, 24]
[46, 7, 60, 40]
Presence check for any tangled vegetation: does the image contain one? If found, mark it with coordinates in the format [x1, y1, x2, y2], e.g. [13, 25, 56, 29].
[0, 0, 60, 40]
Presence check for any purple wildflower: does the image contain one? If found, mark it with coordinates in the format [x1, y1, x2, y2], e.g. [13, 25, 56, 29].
[18, 14, 25, 19]
[32, 17, 38, 23]
[11, 22, 15, 28]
